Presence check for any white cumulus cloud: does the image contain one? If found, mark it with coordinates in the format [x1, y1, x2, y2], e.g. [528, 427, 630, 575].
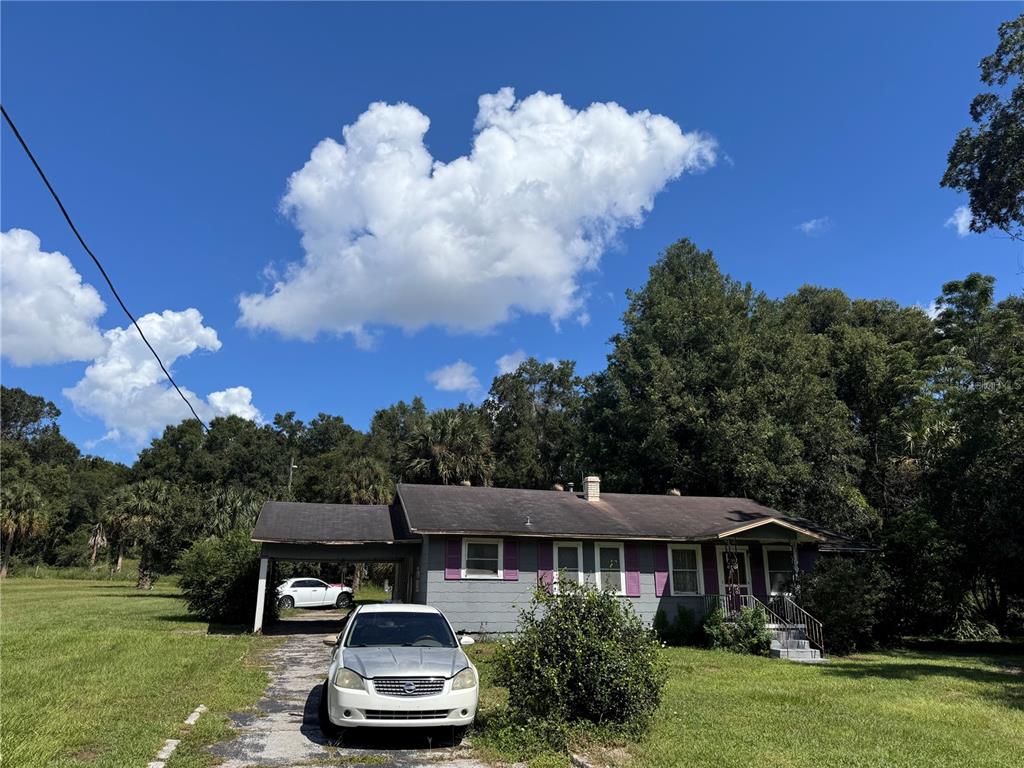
[496, 349, 528, 375]
[64, 308, 261, 444]
[796, 217, 831, 237]
[238, 88, 716, 341]
[1, 228, 107, 365]
[427, 360, 480, 395]
[946, 205, 972, 237]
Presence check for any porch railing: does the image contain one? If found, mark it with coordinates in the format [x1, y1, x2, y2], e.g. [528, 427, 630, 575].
[767, 594, 826, 656]
[701, 593, 785, 626]
[702, 593, 826, 657]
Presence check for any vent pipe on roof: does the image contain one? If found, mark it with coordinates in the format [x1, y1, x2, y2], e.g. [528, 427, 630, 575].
[583, 475, 600, 502]
[667, 488, 682, 496]
[567, 482, 574, 493]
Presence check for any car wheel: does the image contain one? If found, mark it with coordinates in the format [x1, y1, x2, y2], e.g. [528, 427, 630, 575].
[319, 680, 342, 741]
[335, 593, 353, 609]
[278, 596, 294, 610]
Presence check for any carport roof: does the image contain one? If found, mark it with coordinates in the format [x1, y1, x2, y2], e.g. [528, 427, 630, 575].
[252, 502, 417, 544]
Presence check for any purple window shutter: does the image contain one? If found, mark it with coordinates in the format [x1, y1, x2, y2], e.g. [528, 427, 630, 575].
[624, 542, 641, 597]
[537, 540, 553, 593]
[749, 544, 767, 597]
[444, 537, 462, 580]
[654, 544, 669, 597]
[702, 543, 719, 594]
[503, 539, 519, 580]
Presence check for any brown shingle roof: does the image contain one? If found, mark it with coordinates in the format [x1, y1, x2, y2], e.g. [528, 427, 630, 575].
[252, 502, 416, 544]
[395, 483, 864, 550]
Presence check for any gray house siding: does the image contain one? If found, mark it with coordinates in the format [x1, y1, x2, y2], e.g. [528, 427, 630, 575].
[423, 534, 537, 634]
[423, 535, 726, 633]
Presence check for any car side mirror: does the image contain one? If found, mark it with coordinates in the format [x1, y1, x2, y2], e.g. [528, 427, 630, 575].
[322, 635, 338, 646]
[459, 635, 475, 647]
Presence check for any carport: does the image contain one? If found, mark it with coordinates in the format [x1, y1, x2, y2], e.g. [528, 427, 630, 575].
[250, 501, 422, 632]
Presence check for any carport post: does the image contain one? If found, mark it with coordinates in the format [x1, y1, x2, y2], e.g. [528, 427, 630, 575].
[253, 556, 269, 633]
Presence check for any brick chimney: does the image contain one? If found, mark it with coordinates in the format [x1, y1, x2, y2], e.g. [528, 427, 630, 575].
[583, 475, 600, 502]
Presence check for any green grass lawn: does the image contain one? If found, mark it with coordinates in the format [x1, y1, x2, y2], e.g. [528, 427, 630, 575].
[5, 580, 1021, 768]
[468, 644, 1024, 768]
[0, 578, 274, 768]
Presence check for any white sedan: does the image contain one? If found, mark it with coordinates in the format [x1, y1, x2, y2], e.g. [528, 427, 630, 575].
[276, 577, 353, 609]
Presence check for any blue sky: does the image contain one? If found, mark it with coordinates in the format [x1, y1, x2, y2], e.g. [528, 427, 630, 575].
[2, 2, 1019, 464]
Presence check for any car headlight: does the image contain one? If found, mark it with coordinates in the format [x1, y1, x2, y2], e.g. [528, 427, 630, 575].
[333, 668, 365, 690]
[451, 667, 477, 690]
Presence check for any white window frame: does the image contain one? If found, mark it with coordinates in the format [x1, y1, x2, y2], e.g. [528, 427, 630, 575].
[552, 541, 585, 592]
[461, 537, 504, 580]
[668, 544, 704, 596]
[715, 544, 750, 595]
[762, 544, 796, 596]
[594, 542, 626, 596]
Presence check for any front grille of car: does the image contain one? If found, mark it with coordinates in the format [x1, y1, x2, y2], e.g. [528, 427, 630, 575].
[372, 677, 445, 697]
[364, 709, 450, 720]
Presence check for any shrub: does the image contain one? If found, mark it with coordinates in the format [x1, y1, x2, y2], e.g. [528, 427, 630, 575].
[493, 580, 664, 733]
[703, 605, 773, 655]
[177, 529, 276, 626]
[797, 555, 888, 655]
[653, 605, 699, 646]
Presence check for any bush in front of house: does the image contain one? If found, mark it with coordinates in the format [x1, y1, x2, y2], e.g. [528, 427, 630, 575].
[797, 555, 888, 655]
[492, 580, 665, 733]
[177, 529, 276, 626]
[703, 605, 773, 655]
[654, 605, 700, 646]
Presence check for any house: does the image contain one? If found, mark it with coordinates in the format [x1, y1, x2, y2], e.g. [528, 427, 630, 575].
[251, 476, 865, 657]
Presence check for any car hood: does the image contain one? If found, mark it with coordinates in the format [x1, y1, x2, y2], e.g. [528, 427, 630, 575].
[341, 647, 469, 679]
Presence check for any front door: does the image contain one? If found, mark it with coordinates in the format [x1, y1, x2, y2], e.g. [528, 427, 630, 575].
[717, 547, 750, 612]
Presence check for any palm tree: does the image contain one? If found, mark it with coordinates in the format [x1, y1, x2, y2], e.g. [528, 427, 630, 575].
[206, 486, 264, 537]
[1, 481, 47, 578]
[87, 521, 107, 566]
[402, 408, 493, 485]
[100, 485, 135, 573]
[117, 479, 172, 588]
[338, 457, 394, 504]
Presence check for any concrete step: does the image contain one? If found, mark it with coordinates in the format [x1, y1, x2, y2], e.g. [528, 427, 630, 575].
[770, 647, 822, 662]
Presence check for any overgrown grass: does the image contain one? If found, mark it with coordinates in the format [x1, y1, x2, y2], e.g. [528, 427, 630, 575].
[5, 558, 144, 582]
[0, 579, 275, 768]
[468, 643, 1024, 768]
[354, 583, 391, 602]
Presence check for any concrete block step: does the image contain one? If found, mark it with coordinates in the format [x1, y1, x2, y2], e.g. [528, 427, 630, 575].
[770, 647, 821, 661]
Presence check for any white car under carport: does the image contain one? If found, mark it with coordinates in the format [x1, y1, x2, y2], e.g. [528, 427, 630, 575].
[276, 577, 353, 609]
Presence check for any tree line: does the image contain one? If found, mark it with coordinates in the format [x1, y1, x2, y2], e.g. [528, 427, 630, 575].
[2, 238, 1021, 638]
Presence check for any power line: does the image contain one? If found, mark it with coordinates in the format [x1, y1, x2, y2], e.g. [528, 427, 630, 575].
[1, 104, 209, 432]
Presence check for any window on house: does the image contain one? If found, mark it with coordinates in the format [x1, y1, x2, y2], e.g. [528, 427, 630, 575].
[462, 538, 503, 579]
[553, 542, 583, 591]
[765, 548, 794, 594]
[669, 545, 703, 595]
[596, 543, 625, 595]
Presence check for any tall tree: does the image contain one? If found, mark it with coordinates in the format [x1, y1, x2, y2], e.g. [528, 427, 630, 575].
[368, 397, 429, 478]
[914, 273, 1024, 630]
[941, 13, 1024, 240]
[483, 358, 583, 489]
[1, 481, 47, 578]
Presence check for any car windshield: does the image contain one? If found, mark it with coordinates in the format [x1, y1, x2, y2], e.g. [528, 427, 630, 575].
[345, 611, 457, 648]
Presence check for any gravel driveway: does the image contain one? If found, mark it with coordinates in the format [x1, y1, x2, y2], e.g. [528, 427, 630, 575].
[208, 611, 489, 768]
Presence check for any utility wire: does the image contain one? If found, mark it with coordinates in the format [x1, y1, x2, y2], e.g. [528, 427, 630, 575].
[2, 104, 209, 431]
